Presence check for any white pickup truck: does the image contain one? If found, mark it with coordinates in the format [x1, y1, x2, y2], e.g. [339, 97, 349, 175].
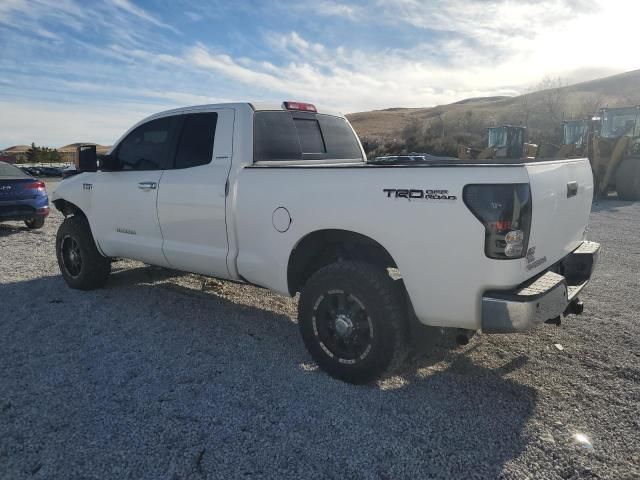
[52, 101, 600, 383]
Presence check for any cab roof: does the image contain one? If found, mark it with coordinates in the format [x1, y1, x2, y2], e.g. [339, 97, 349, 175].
[147, 102, 342, 120]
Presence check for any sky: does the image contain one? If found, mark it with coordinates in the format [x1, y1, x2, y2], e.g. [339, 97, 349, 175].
[0, 0, 638, 147]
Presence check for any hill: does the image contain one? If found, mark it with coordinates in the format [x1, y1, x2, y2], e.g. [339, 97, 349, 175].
[2, 145, 32, 153]
[58, 143, 111, 155]
[347, 69, 640, 157]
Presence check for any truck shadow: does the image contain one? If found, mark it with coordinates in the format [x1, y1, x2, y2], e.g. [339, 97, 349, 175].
[1, 268, 536, 479]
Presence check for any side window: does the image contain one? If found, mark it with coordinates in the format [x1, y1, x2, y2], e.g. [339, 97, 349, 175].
[174, 112, 218, 169]
[116, 117, 177, 171]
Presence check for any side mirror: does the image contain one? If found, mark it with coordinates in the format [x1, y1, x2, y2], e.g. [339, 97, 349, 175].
[76, 145, 97, 172]
[99, 153, 120, 171]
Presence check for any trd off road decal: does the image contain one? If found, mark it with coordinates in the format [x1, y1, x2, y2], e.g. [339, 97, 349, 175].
[383, 188, 456, 200]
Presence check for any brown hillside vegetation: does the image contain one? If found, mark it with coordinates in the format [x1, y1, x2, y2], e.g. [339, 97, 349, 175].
[2, 145, 32, 152]
[2, 144, 111, 156]
[347, 69, 640, 157]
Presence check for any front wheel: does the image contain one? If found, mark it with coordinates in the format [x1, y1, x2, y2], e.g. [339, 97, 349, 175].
[56, 215, 111, 290]
[25, 217, 45, 229]
[298, 261, 409, 384]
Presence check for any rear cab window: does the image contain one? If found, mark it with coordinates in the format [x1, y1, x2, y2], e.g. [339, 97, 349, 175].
[253, 111, 363, 162]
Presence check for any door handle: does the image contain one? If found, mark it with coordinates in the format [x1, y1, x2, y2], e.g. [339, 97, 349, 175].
[138, 182, 157, 190]
[567, 181, 578, 198]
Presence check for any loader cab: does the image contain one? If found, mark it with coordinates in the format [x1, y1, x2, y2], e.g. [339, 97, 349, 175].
[591, 106, 640, 199]
[598, 106, 640, 139]
[487, 126, 526, 159]
[563, 120, 589, 147]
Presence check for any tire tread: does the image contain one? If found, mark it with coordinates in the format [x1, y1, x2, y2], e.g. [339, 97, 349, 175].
[298, 261, 409, 383]
[56, 215, 110, 290]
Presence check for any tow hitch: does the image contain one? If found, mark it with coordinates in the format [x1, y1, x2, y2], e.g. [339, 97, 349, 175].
[547, 298, 585, 326]
[564, 298, 584, 316]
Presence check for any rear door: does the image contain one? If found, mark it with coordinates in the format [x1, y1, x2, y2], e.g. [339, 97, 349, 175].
[524, 158, 594, 273]
[90, 116, 180, 266]
[157, 109, 235, 277]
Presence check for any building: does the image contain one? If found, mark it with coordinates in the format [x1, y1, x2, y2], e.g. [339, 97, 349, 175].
[0, 154, 17, 164]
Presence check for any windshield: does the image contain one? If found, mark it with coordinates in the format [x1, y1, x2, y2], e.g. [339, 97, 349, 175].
[600, 108, 639, 138]
[487, 127, 507, 148]
[563, 121, 588, 145]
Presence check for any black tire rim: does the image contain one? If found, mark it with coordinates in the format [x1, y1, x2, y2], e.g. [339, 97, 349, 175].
[311, 289, 373, 364]
[61, 235, 82, 278]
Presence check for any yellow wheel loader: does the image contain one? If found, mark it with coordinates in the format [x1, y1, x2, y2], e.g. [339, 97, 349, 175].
[557, 119, 591, 159]
[458, 126, 537, 160]
[591, 106, 640, 200]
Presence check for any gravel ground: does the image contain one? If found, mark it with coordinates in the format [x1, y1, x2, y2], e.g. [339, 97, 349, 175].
[1, 182, 639, 479]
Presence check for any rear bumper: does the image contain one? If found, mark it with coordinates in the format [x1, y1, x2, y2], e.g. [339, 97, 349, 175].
[482, 241, 600, 333]
[0, 202, 49, 222]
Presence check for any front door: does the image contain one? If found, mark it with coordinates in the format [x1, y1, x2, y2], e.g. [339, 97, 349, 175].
[91, 116, 180, 266]
[157, 109, 234, 277]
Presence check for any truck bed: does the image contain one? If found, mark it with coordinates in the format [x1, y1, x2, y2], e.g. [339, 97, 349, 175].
[248, 157, 588, 168]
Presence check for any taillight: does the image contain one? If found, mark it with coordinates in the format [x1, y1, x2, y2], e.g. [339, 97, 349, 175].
[283, 101, 317, 112]
[26, 181, 46, 192]
[463, 184, 532, 259]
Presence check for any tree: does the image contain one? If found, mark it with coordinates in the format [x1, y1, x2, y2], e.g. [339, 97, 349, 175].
[26, 142, 38, 163]
[50, 149, 62, 162]
[517, 86, 535, 129]
[538, 76, 567, 125]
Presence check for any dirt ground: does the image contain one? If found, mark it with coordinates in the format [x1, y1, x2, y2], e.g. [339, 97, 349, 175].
[1, 185, 638, 479]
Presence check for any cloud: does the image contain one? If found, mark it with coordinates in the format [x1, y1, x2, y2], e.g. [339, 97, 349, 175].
[0, 99, 161, 147]
[0, 0, 638, 146]
[184, 11, 203, 22]
[109, 0, 180, 34]
[294, 0, 360, 19]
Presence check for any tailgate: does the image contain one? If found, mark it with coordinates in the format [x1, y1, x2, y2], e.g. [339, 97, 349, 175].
[524, 158, 593, 273]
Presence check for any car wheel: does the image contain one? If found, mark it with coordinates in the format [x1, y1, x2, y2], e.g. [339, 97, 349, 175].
[56, 215, 111, 290]
[298, 261, 409, 384]
[24, 217, 45, 229]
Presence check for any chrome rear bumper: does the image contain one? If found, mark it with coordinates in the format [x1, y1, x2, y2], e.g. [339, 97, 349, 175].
[482, 241, 600, 333]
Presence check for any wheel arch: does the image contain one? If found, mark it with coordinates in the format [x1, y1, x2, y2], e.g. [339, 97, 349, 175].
[53, 198, 87, 220]
[287, 229, 399, 296]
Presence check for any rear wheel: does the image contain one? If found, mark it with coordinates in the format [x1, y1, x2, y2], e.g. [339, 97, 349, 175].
[56, 215, 111, 290]
[298, 261, 409, 384]
[615, 157, 640, 201]
[24, 217, 45, 229]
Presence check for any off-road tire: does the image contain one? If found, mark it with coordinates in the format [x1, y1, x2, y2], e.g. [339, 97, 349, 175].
[24, 217, 45, 229]
[615, 157, 640, 201]
[56, 215, 111, 290]
[298, 261, 409, 384]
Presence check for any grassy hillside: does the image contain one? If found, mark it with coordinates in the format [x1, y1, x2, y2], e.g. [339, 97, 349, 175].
[348, 69, 640, 157]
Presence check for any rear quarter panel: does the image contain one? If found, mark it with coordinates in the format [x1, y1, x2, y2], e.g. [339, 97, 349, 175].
[232, 164, 534, 330]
